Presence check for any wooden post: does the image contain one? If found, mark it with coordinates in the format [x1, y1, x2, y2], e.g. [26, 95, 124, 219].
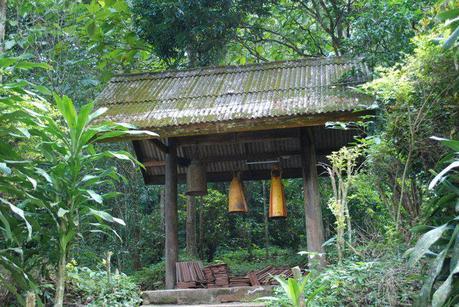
[186, 195, 198, 258]
[165, 138, 178, 289]
[300, 128, 326, 268]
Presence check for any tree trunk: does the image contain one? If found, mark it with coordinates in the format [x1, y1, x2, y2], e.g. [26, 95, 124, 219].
[344, 202, 352, 244]
[0, 0, 6, 50]
[132, 222, 141, 270]
[186, 195, 198, 259]
[262, 181, 269, 258]
[54, 251, 66, 307]
[0, 0, 6, 83]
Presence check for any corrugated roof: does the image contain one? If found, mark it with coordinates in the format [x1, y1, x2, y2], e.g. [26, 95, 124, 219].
[95, 57, 373, 132]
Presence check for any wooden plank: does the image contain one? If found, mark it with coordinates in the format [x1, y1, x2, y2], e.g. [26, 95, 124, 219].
[165, 138, 178, 289]
[248, 272, 260, 286]
[300, 128, 326, 269]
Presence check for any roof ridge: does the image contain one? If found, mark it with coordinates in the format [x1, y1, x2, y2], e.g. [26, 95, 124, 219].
[97, 82, 364, 105]
[110, 56, 361, 83]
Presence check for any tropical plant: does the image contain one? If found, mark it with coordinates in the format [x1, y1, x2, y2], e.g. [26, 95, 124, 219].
[0, 56, 156, 305]
[319, 144, 365, 262]
[66, 259, 141, 306]
[308, 257, 421, 306]
[261, 266, 324, 307]
[406, 137, 459, 307]
[437, 0, 459, 51]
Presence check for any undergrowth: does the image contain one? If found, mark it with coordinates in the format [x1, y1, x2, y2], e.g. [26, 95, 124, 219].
[66, 260, 141, 306]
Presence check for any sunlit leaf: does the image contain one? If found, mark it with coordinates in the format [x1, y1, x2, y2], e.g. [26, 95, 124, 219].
[87, 190, 103, 204]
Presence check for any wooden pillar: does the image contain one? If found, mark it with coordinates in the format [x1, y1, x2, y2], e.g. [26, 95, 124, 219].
[300, 128, 326, 268]
[165, 138, 178, 289]
[186, 195, 198, 259]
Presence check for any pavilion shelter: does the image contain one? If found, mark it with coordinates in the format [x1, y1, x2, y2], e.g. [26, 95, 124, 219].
[95, 57, 374, 289]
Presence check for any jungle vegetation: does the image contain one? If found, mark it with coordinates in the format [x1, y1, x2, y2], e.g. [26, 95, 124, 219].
[0, 0, 458, 306]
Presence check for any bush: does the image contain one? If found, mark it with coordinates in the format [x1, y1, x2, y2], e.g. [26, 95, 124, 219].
[269, 252, 422, 306]
[66, 261, 141, 306]
[131, 261, 165, 290]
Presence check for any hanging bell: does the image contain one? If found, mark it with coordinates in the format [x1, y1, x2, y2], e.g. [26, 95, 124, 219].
[186, 160, 207, 196]
[269, 166, 287, 218]
[228, 174, 248, 213]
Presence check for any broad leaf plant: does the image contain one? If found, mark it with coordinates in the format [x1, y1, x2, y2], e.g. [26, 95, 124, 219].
[0, 57, 157, 306]
[407, 137, 459, 307]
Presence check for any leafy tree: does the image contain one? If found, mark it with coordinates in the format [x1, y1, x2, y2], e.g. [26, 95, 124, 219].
[320, 145, 365, 262]
[130, 0, 271, 67]
[363, 18, 458, 232]
[227, 0, 433, 67]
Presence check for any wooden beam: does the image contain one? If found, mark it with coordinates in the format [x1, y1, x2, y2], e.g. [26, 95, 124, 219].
[148, 139, 191, 167]
[140, 147, 343, 168]
[143, 150, 301, 167]
[176, 128, 300, 147]
[149, 139, 169, 153]
[300, 128, 326, 269]
[143, 162, 329, 184]
[146, 110, 371, 138]
[164, 138, 178, 289]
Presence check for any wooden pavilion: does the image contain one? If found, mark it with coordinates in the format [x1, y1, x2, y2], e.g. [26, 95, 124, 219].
[95, 57, 374, 289]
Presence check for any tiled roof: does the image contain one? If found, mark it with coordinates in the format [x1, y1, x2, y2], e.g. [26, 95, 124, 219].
[95, 57, 373, 130]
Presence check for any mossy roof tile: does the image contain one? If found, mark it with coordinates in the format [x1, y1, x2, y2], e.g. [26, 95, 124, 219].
[95, 57, 374, 130]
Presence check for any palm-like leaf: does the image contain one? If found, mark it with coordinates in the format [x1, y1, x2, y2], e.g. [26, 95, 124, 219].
[408, 138, 459, 307]
[0, 58, 157, 305]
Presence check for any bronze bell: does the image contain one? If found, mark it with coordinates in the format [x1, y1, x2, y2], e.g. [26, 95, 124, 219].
[269, 166, 287, 218]
[228, 175, 248, 213]
[186, 160, 207, 196]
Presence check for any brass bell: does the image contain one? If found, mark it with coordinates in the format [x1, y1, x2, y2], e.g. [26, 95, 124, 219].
[228, 174, 248, 213]
[269, 166, 287, 218]
[186, 160, 207, 196]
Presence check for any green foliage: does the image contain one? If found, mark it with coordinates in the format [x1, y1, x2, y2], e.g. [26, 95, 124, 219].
[437, 0, 459, 50]
[261, 268, 325, 307]
[363, 18, 459, 231]
[131, 261, 166, 290]
[269, 252, 422, 306]
[1, 1, 457, 306]
[4, 0, 157, 103]
[226, 0, 432, 67]
[72, 0, 158, 79]
[347, 0, 433, 66]
[130, 0, 270, 67]
[406, 138, 459, 307]
[0, 56, 155, 305]
[66, 260, 141, 306]
[321, 144, 366, 262]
